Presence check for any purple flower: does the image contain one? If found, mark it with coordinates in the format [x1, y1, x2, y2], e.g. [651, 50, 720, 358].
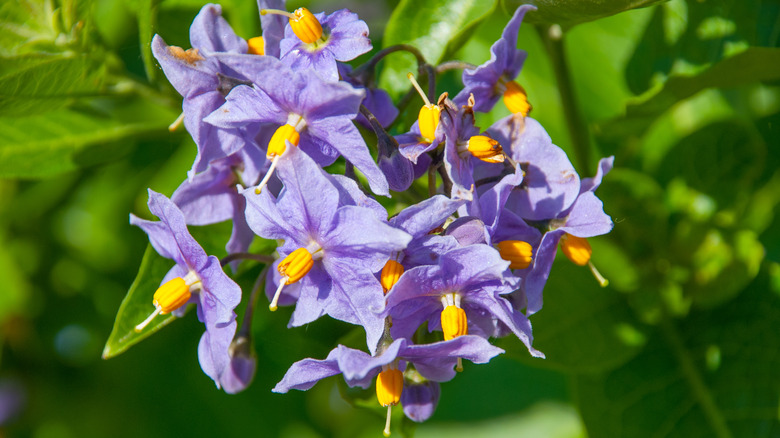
[401, 379, 440, 423]
[453, 5, 535, 113]
[258, 0, 287, 58]
[171, 147, 268, 265]
[485, 115, 580, 221]
[204, 60, 390, 196]
[152, 4, 278, 178]
[384, 244, 543, 358]
[279, 9, 372, 82]
[338, 63, 398, 129]
[243, 147, 411, 351]
[130, 189, 242, 390]
[523, 157, 614, 314]
[397, 119, 445, 165]
[273, 336, 503, 392]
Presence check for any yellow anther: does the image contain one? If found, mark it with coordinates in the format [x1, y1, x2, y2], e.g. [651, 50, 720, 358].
[136, 274, 197, 332]
[268, 124, 301, 158]
[376, 368, 403, 407]
[560, 234, 591, 266]
[290, 8, 323, 44]
[503, 80, 532, 117]
[496, 240, 533, 270]
[247, 36, 265, 55]
[153, 276, 192, 313]
[560, 234, 609, 287]
[441, 305, 468, 341]
[380, 260, 404, 294]
[417, 104, 441, 142]
[278, 248, 314, 285]
[467, 135, 505, 163]
[407, 72, 440, 142]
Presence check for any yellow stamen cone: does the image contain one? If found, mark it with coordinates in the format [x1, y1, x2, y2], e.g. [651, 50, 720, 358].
[278, 248, 314, 284]
[467, 135, 505, 163]
[503, 80, 532, 117]
[496, 240, 533, 270]
[267, 124, 301, 158]
[290, 8, 323, 44]
[376, 369, 403, 407]
[441, 305, 468, 341]
[247, 36, 265, 55]
[560, 234, 591, 266]
[418, 104, 441, 142]
[380, 260, 404, 293]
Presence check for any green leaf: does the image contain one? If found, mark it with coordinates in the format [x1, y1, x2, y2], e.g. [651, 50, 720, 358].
[506, 0, 668, 29]
[0, 96, 178, 178]
[574, 271, 780, 437]
[501, 257, 649, 373]
[599, 47, 780, 139]
[102, 244, 178, 359]
[133, 0, 159, 82]
[379, 0, 498, 98]
[0, 54, 106, 117]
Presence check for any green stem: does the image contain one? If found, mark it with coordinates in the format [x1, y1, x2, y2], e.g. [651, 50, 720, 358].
[536, 24, 591, 173]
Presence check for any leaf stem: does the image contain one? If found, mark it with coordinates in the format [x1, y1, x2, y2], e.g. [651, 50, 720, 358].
[536, 24, 591, 172]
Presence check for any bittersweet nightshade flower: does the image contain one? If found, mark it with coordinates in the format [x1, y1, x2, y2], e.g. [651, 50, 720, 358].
[398, 75, 445, 164]
[454, 5, 536, 115]
[130, 189, 241, 390]
[273, 8, 372, 82]
[384, 244, 543, 358]
[204, 59, 390, 196]
[243, 147, 410, 350]
[171, 147, 268, 265]
[523, 157, 614, 314]
[273, 336, 503, 433]
[485, 115, 580, 221]
[153, 4, 277, 179]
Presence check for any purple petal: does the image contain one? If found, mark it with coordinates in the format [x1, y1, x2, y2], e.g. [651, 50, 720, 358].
[402, 381, 440, 423]
[258, 0, 287, 58]
[580, 156, 614, 194]
[272, 347, 343, 393]
[197, 319, 237, 389]
[389, 195, 463, 238]
[190, 4, 247, 55]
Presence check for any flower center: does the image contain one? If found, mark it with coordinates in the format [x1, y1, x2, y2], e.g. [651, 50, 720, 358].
[260, 7, 325, 45]
[440, 293, 468, 341]
[269, 242, 323, 311]
[255, 114, 307, 194]
[496, 240, 533, 270]
[135, 270, 201, 332]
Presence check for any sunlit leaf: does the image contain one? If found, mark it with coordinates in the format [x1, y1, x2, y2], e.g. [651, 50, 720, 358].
[506, 0, 668, 29]
[0, 96, 178, 178]
[575, 271, 780, 437]
[0, 54, 105, 117]
[102, 244, 177, 359]
[379, 0, 498, 98]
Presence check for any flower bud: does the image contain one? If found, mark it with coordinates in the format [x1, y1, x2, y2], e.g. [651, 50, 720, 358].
[278, 247, 314, 284]
[496, 240, 533, 270]
[503, 80, 532, 117]
[467, 135, 505, 163]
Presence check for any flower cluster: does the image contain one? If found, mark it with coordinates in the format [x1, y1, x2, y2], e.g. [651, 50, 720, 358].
[128, 1, 613, 434]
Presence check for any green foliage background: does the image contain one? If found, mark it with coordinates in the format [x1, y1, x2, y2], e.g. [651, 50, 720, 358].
[1, 0, 779, 437]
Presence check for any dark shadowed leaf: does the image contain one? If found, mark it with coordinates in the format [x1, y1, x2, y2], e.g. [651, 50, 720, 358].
[574, 270, 780, 438]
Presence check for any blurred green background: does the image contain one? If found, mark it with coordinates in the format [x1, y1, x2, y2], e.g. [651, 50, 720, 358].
[1, 0, 779, 437]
